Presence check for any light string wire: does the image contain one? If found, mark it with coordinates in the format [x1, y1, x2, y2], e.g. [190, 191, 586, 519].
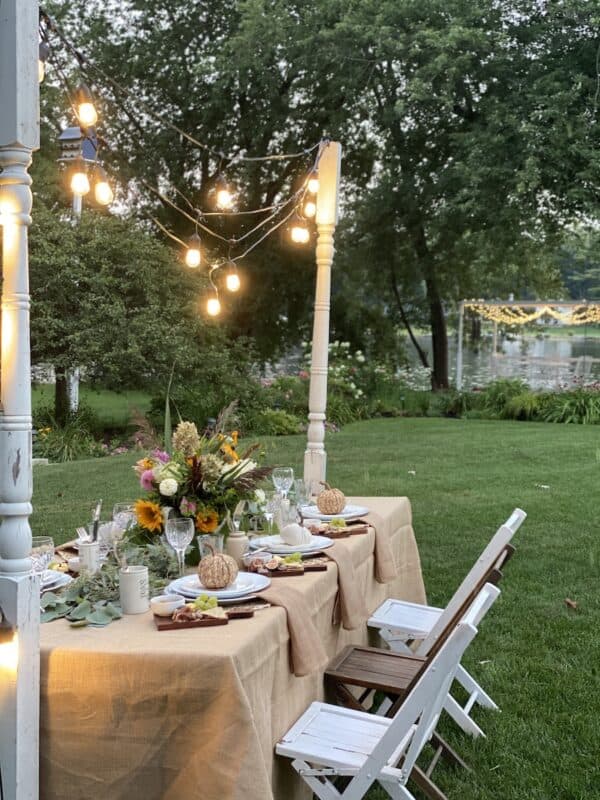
[39, 7, 321, 165]
[39, 9, 326, 303]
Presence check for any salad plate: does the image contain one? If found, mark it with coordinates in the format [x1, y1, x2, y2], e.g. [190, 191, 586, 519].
[166, 571, 271, 600]
[299, 504, 370, 522]
[249, 534, 333, 556]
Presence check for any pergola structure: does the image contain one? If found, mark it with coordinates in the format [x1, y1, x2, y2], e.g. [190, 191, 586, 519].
[456, 299, 600, 390]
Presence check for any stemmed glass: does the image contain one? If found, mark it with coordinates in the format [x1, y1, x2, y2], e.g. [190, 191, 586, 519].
[30, 536, 54, 574]
[165, 518, 194, 577]
[263, 491, 280, 533]
[272, 467, 294, 500]
[111, 502, 136, 560]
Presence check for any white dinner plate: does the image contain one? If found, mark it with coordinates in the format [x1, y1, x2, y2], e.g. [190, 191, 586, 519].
[299, 504, 370, 522]
[249, 534, 333, 556]
[166, 571, 271, 599]
[40, 572, 73, 593]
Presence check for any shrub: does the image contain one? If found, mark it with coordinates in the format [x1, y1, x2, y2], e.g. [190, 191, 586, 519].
[246, 409, 302, 436]
[437, 391, 477, 418]
[33, 419, 103, 462]
[541, 389, 600, 424]
[481, 379, 530, 415]
[503, 391, 542, 421]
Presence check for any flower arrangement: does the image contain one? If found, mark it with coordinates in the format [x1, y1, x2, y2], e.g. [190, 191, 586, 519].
[132, 411, 271, 540]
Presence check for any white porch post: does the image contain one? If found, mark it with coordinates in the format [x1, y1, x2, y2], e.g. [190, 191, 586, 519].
[456, 301, 464, 390]
[303, 141, 342, 494]
[0, 2, 41, 800]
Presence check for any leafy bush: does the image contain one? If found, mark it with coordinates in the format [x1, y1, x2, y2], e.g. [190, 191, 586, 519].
[481, 379, 530, 415]
[503, 391, 542, 421]
[437, 391, 478, 418]
[33, 419, 103, 462]
[33, 402, 102, 435]
[246, 409, 302, 436]
[540, 389, 600, 424]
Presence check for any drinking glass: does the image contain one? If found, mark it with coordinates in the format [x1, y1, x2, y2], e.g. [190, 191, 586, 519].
[165, 518, 194, 576]
[112, 502, 136, 533]
[30, 536, 54, 573]
[264, 490, 281, 532]
[293, 478, 309, 508]
[272, 467, 294, 500]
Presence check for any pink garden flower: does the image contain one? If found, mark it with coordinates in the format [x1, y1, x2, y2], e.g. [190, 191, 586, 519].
[180, 497, 197, 516]
[151, 449, 171, 464]
[140, 469, 156, 491]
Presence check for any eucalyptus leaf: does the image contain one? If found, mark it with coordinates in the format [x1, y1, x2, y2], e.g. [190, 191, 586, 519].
[103, 603, 122, 620]
[67, 600, 93, 621]
[40, 592, 62, 609]
[85, 607, 116, 626]
[41, 605, 70, 623]
[69, 620, 89, 628]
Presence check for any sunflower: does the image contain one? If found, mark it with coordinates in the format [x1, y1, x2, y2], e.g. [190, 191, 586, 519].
[135, 499, 164, 533]
[195, 508, 219, 533]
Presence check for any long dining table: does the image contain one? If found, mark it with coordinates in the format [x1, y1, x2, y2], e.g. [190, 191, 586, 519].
[39, 496, 426, 800]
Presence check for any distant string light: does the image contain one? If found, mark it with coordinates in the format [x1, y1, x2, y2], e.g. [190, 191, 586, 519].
[464, 301, 600, 326]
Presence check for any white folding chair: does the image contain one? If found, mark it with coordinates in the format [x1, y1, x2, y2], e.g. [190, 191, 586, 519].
[368, 508, 526, 737]
[277, 622, 478, 800]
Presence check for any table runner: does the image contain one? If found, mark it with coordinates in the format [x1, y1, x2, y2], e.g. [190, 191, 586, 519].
[40, 497, 425, 800]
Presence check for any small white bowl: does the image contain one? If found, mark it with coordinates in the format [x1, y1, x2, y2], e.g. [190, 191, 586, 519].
[67, 556, 81, 573]
[303, 518, 324, 533]
[242, 551, 273, 569]
[150, 594, 185, 617]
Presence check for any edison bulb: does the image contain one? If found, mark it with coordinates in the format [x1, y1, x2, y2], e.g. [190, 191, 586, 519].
[94, 168, 114, 206]
[291, 225, 310, 244]
[307, 172, 319, 194]
[207, 297, 221, 316]
[71, 170, 90, 196]
[216, 188, 234, 209]
[78, 102, 98, 128]
[226, 271, 241, 292]
[303, 200, 316, 218]
[185, 247, 201, 268]
[38, 60, 45, 83]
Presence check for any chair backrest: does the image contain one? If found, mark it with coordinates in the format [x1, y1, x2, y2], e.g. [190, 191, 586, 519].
[416, 507, 526, 657]
[352, 622, 478, 792]
[461, 582, 501, 627]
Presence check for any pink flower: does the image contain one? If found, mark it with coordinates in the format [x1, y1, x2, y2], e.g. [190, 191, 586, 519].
[298, 370, 309, 379]
[151, 449, 170, 464]
[180, 497, 197, 516]
[140, 469, 156, 491]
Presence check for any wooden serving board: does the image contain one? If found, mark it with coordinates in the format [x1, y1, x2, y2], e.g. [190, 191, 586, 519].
[324, 523, 370, 539]
[154, 614, 229, 631]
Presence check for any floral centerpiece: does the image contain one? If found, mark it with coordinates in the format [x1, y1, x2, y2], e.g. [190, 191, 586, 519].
[132, 417, 271, 542]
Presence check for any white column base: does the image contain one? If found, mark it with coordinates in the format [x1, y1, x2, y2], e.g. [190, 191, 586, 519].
[304, 446, 327, 497]
[0, 573, 40, 800]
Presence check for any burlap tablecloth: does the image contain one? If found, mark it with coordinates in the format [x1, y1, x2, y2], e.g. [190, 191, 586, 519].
[39, 497, 425, 800]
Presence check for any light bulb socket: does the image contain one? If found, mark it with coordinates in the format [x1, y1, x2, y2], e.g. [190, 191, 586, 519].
[39, 41, 50, 63]
[76, 83, 95, 105]
[188, 232, 202, 249]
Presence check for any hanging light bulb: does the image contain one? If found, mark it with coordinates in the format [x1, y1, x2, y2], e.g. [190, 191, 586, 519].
[215, 175, 234, 209]
[70, 158, 90, 196]
[290, 212, 310, 244]
[307, 169, 319, 194]
[93, 166, 114, 206]
[185, 233, 202, 268]
[76, 84, 98, 128]
[225, 262, 241, 292]
[303, 200, 316, 218]
[207, 295, 221, 316]
[38, 41, 50, 84]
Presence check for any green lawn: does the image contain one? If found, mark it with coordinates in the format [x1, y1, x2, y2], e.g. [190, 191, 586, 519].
[32, 384, 151, 427]
[31, 418, 600, 799]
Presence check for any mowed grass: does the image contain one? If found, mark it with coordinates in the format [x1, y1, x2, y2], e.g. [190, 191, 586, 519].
[32, 418, 600, 799]
[32, 384, 151, 427]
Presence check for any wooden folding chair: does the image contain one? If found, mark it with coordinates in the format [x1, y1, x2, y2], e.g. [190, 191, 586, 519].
[276, 622, 478, 800]
[325, 583, 501, 800]
[367, 507, 526, 736]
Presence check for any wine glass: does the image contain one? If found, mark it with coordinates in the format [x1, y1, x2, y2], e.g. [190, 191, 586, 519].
[112, 502, 136, 533]
[263, 490, 280, 533]
[30, 536, 54, 573]
[272, 467, 294, 500]
[165, 518, 194, 577]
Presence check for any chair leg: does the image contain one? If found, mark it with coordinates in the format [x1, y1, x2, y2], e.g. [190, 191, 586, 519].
[454, 664, 499, 710]
[410, 765, 449, 800]
[443, 694, 486, 738]
[430, 732, 470, 772]
[379, 778, 417, 800]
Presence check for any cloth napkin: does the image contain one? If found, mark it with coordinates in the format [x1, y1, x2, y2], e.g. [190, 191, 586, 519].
[258, 584, 327, 677]
[364, 508, 399, 584]
[326, 543, 368, 630]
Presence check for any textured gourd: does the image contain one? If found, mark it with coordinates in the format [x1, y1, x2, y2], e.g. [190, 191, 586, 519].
[316, 482, 346, 515]
[198, 543, 239, 589]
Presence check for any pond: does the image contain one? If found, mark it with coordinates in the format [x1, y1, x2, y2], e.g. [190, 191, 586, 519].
[406, 333, 600, 389]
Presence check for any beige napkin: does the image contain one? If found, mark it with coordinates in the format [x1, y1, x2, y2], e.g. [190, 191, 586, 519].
[326, 543, 368, 630]
[258, 584, 327, 677]
[365, 509, 399, 583]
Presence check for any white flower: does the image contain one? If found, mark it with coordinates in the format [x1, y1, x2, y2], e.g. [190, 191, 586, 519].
[159, 478, 178, 497]
[254, 488, 266, 506]
[356, 353, 366, 363]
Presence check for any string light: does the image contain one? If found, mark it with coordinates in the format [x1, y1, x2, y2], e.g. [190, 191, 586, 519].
[76, 83, 98, 128]
[207, 295, 221, 316]
[303, 200, 316, 218]
[70, 158, 90, 196]
[464, 302, 600, 326]
[307, 169, 319, 194]
[185, 233, 202, 268]
[214, 175, 235, 210]
[93, 165, 113, 206]
[225, 261, 241, 292]
[290, 212, 310, 244]
[38, 41, 50, 83]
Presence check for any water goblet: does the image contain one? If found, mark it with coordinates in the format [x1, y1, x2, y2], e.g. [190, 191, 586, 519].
[165, 518, 194, 577]
[112, 502, 136, 533]
[293, 478, 309, 507]
[272, 467, 294, 500]
[264, 490, 281, 532]
[30, 536, 55, 574]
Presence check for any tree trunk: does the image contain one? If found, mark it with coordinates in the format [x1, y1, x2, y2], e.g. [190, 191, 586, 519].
[389, 264, 429, 369]
[469, 312, 481, 342]
[54, 369, 70, 427]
